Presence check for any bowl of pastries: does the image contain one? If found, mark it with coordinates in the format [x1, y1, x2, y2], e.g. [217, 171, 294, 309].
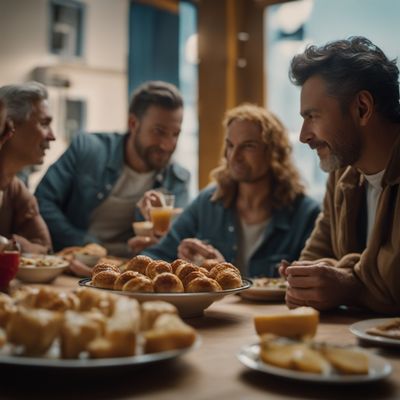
[79, 256, 251, 318]
[0, 286, 199, 368]
[237, 307, 392, 383]
[16, 254, 69, 283]
[58, 243, 108, 267]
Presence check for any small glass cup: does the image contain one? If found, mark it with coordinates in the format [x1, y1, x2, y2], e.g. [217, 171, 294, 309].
[0, 250, 20, 290]
[149, 194, 175, 236]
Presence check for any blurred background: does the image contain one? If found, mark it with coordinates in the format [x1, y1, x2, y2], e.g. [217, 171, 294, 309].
[0, 0, 399, 201]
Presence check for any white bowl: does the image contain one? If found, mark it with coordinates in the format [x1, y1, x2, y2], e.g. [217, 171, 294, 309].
[17, 255, 69, 283]
[74, 253, 100, 267]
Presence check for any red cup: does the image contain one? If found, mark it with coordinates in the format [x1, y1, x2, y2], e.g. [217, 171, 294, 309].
[0, 251, 20, 289]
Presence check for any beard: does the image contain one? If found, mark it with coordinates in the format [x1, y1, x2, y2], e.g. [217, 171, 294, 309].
[315, 136, 361, 173]
[134, 128, 173, 171]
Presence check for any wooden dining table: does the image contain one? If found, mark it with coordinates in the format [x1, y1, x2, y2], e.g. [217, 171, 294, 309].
[1, 275, 399, 400]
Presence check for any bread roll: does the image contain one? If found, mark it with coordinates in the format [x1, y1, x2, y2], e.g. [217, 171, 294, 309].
[92, 263, 120, 276]
[146, 260, 172, 279]
[181, 270, 207, 289]
[153, 273, 184, 293]
[140, 301, 178, 331]
[114, 271, 140, 291]
[175, 263, 198, 281]
[186, 277, 222, 292]
[92, 270, 120, 290]
[122, 275, 154, 292]
[208, 262, 240, 279]
[125, 255, 153, 274]
[170, 259, 188, 273]
[215, 270, 242, 290]
[200, 259, 220, 271]
[144, 313, 196, 353]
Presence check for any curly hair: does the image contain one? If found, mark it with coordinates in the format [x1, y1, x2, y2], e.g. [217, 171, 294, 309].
[289, 36, 400, 122]
[210, 104, 305, 209]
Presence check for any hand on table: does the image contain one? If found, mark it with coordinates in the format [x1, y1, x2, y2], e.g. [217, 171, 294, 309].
[127, 235, 159, 255]
[283, 261, 362, 311]
[177, 238, 225, 265]
[68, 258, 92, 277]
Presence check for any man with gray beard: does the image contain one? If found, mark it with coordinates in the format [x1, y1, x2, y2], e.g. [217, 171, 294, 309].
[36, 81, 190, 259]
[280, 36, 400, 314]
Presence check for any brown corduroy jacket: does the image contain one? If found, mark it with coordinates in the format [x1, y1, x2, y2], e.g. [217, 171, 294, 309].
[300, 135, 400, 314]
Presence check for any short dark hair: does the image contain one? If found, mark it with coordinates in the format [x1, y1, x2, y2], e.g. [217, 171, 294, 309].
[289, 36, 400, 122]
[128, 81, 183, 119]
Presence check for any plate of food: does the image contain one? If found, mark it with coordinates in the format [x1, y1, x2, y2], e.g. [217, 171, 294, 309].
[350, 318, 400, 347]
[79, 256, 252, 318]
[240, 277, 287, 301]
[79, 277, 252, 318]
[237, 340, 392, 384]
[16, 254, 69, 283]
[0, 286, 200, 369]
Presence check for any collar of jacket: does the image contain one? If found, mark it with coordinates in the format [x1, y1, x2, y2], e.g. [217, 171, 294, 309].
[383, 134, 400, 186]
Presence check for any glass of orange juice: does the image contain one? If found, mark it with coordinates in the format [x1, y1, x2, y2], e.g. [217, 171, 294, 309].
[149, 194, 175, 236]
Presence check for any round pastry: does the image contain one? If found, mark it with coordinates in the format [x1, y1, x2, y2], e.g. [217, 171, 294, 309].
[181, 270, 207, 289]
[153, 273, 184, 293]
[92, 270, 120, 289]
[125, 255, 153, 274]
[198, 267, 210, 277]
[146, 260, 172, 279]
[200, 259, 220, 272]
[215, 270, 243, 290]
[186, 276, 222, 293]
[170, 259, 188, 273]
[208, 262, 240, 279]
[175, 263, 198, 281]
[113, 270, 141, 291]
[91, 263, 120, 276]
[122, 275, 154, 292]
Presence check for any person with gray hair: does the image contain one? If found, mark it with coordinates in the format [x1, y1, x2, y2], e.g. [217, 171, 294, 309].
[35, 80, 190, 271]
[0, 81, 54, 253]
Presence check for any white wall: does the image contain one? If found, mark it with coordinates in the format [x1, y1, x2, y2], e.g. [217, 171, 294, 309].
[0, 0, 129, 189]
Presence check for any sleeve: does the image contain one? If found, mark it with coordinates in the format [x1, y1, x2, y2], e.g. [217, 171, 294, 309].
[11, 178, 52, 253]
[141, 194, 201, 261]
[299, 173, 338, 263]
[35, 136, 98, 250]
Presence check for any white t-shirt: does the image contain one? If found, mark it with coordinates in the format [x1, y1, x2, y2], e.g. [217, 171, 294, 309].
[236, 218, 269, 274]
[364, 169, 385, 243]
[88, 165, 156, 256]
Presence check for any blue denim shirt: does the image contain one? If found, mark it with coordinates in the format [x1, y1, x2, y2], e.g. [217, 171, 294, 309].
[35, 132, 190, 251]
[142, 186, 320, 277]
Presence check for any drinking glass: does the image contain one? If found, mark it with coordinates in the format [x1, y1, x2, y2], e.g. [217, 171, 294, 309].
[149, 194, 175, 236]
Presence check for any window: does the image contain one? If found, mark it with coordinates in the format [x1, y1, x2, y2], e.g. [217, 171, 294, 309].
[49, 0, 85, 57]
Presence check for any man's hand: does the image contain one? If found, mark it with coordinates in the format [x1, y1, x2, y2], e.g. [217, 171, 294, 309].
[68, 258, 92, 277]
[136, 190, 165, 220]
[12, 234, 48, 254]
[177, 238, 225, 265]
[284, 262, 362, 311]
[127, 235, 159, 255]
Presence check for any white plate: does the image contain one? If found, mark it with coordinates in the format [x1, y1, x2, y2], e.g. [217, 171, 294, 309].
[350, 318, 400, 347]
[237, 343, 392, 384]
[79, 278, 252, 318]
[240, 278, 286, 302]
[17, 255, 69, 283]
[0, 337, 200, 369]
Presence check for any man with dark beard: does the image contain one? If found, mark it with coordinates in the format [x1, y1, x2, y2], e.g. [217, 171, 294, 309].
[280, 36, 400, 314]
[140, 104, 320, 277]
[35, 81, 189, 258]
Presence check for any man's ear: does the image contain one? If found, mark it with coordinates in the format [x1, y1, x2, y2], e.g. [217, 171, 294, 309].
[354, 90, 374, 126]
[128, 113, 138, 131]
